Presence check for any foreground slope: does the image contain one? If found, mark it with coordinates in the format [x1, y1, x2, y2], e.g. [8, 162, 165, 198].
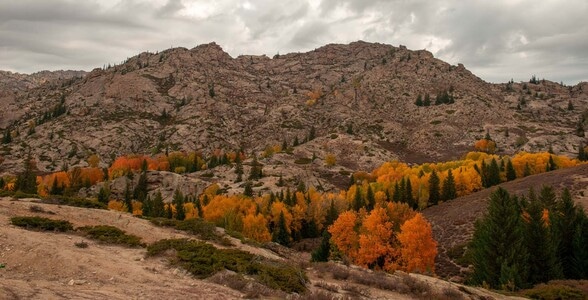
[423, 164, 588, 280]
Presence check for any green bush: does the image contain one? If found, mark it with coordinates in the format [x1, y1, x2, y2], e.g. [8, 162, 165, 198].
[524, 284, 585, 300]
[42, 196, 106, 209]
[150, 218, 224, 243]
[78, 225, 144, 247]
[10, 216, 73, 232]
[147, 239, 307, 293]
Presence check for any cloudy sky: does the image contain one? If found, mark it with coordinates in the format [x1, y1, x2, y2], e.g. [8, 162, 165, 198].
[1, 0, 587, 84]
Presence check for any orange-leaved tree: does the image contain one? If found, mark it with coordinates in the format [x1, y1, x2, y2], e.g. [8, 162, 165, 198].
[396, 213, 437, 274]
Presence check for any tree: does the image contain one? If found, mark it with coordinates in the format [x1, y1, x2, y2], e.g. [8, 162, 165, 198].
[405, 178, 416, 209]
[523, 192, 561, 284]
[124, 181, 133, 213]
[568, 100, 574, 111]
[272, 211, 291, 246]
[234, 154, 243, 182]
[134, 162, 148, 202]
[578, 144, 587, 161]
[366, 185, 375, 211]
[423, 94, 431, 106]
[553, 188, 580, 278]
[352, 186, 364, 211]
[487, 158, 501, 187]
[441, 169, 457, 201]
[242, 213, 271, 242]
[16, 151, 37, 194]
[506, 159, 517, 181]
[97, 185, 110, 204]
[571, 209, 588, 278]
[415, 94, 423, 106]
[152, 191, 165, 218]
[397, 213, 437, 274]
[325, 200, 339, 228]
[311, 231, 331, 262]
[248, 154, 262, 180]
[173, 189, 185, 220]
[243, 181, 253, 198]
[2, 129, 11, 144]
[329, 211, 359, 261]
[469, 188, 529, 290]
[428, 170, 440, 206]
[356, 207, 395, 269]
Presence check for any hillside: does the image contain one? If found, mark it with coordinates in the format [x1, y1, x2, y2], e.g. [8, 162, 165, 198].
[0, 197, 526, 299]
[1, 42, 587, 196]
[423, 164, 588, 280]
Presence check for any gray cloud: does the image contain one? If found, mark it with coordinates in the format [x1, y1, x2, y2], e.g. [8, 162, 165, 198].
[0, 0, 586, 84]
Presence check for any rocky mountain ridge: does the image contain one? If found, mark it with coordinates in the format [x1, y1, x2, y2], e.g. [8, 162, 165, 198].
[0, 41, 586, 195]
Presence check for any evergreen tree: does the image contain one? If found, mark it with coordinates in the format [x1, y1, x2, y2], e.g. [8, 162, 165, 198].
[553, 189, 580, 278]
[524, 192, 561, 284]
[152, 191, 165, 218]
[392, 181, 401, 202]
[134, 162, 148, 202]
[571, 210, 588, 278]
[423, 93, 431, 106]
[578, 144, 587, 161]
[469, 187, 529, 290]
[547, 155, 557, 171]
[0, 177, 4, 189]
[415, 94, 423, 106]
[97, 185, 109, 204]
[325, 200, 339, 228]
[428, 170, 440, 206]
[243, 181, 253, 198]
[538, 185, 557, 211]
[441, 169, 457, 201]
[297, 180, 306, 193]
[311, 231, 331, 262]
[284, 188, 294, 206]
[308, 126, 316, 141]
[234, 154, 243, 183]
[506, 160, 517, 181]
[166, 203, 173, 219]
[568, 100, 574, 111]
[352, 186, 364, 211]
[272, 211, 290, 246]
[124, 181, 133, 213]
[405, 178, 416, 209]
[523, 162, 532, 177]
[16, 151, 37, 194]
[488, 158, 501, 187]
[293, 136, 299, 146]
[142, 195, 153, 217]
[248, 154, 262, 180]
[2, 129, 11, 144]
[366, 184, 375, 211]
[173, 190, 185, 220]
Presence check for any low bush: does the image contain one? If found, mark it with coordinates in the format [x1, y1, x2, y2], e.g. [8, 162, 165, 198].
[150, 218, 228, 244]
[75, 241, 89, 248]
[147, 238, 307, 293]
[29, 205, 55, 214]
[10, 216, 73, 232]
[42, 196, 106, 209]
[78, 225, 144, 248]
[523, 283, 585, 300]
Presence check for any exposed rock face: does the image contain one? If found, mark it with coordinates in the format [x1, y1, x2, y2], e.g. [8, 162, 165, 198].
[0, 41, 586, 194]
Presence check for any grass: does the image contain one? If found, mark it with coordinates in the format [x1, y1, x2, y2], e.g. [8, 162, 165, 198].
[10, 216, 73, 232]
[78, 225, 144, 248]
[147, 238, 307, 293]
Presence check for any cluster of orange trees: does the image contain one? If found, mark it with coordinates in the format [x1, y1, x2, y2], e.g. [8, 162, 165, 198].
[4, 150, 580, 275]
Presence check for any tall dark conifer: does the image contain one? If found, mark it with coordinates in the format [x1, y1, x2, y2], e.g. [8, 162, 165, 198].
[428, 170, 440, 206]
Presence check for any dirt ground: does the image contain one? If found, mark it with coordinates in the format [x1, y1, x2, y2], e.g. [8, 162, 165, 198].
[0, 198, 283, 300]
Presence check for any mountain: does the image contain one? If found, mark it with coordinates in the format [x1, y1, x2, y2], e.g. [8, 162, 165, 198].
[0, 41, 586, 194]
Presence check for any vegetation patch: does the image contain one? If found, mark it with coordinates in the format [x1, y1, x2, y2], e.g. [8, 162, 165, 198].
[147, 238, 307, 293]
[78, 225, 144, 248]
[523, 283, 585, 300]
[10, 216, 73, 232]
[150, 218, 230, 245]
[294, 157, 312, 165]
[42, 196, 106, 209]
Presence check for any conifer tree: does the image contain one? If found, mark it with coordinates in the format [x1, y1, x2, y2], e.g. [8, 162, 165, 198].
[16, 151, 37, 194]
[152, 191, 165, 218]
[243, 181, 253, 198]
[352, 186, 364, 211]
[441, 169, 457, 201]
[124, 181, 133, 213]
[571, 209, 588, 278]
[553, 188, 580, 278]
[405, 178, 416, 209]
[423, 93, 431, 106]
[311, 231, 331, 262]
[134, 160, 148, 202]
[415, 94, 423, 106]
[272, 211, 290, 246]
[234, 154, 243, 183]
[142, 195, 153, 217]
[248, 154, 262, 180]
[97, 185, 109, 204]
[488, 158, 501, 187]
[578, 144, 587, 161]
[366, 184, 375, 211]
[469, 187, 529, 290]
[428, 170, 440, 206]
[325, 200, 339, 228]
[506, 159, 517, 181]
[524, 192, 561, 284]
[173, 190, 185, 220]
[393, 181, 401, 202]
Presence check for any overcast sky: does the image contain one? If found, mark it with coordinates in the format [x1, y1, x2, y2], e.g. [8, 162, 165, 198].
[1, 0, 587, 84]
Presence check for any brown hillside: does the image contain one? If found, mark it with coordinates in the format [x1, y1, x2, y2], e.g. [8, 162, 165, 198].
[423, 164, 588, 280]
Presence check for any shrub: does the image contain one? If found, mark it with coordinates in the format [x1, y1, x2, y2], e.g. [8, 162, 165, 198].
[10, 216, 73, 232]
[147, 238, 307, 293]
[29, 205, 54, 214]
[42, 196, 106, 209]
[78, 225, 144, 247]
[150, 218, 225, 243]
[523, 284, 585, 300]
[75, 241, 89, 248]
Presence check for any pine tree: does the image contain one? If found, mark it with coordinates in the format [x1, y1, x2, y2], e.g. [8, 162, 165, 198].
[97, 185, 109, 204]
[423, 93, 431, 106]
[523, 162, 532, 177]
[547, 155, 557, 171]
[2, 129, 11, 144]
[248, 154, 262, 180]
[124, 181, 133, 213]
[352, 186, 364, 211]
[553, 188, 580, 278]
[441, 169, 457, 201]
[469, 187, 529, 290]
[16, 151, 37, 194]
[571, 209, 588, 278]
[272, 211, 290, 246]
[524, 192, 561, 284]
[311, 231, 331, 262]
[405, 178, 415, 209]
[234, 154, 243, 183]
[578, 144, 587, 161]
[366, 184, 375, 211]
[428, 170, 440, 206]
[415, 94, 423, 106]
[488, 158, 501, 187]
[173, 190, 185, 220]
[506, 160, 517, 181]
[142, 195, 153, 217]
[134, 161, 148, 202]
[152, 191, 165, 217]
[325, 200, 339, 228]
[243, 181, 253, 198]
